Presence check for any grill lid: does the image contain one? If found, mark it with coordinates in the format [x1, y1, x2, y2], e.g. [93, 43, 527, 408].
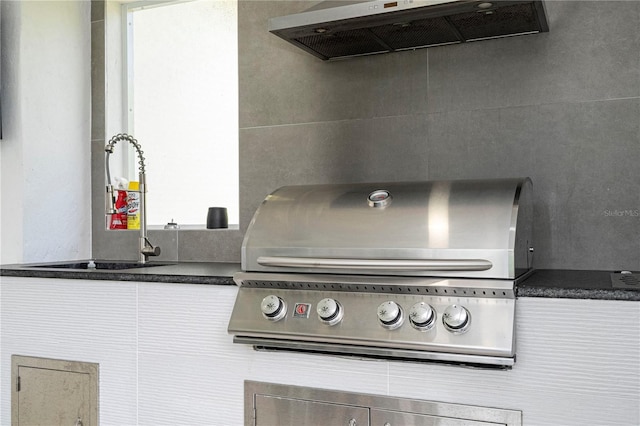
[242, 178, 533, 279]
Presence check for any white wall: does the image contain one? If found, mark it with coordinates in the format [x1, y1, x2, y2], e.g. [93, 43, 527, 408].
[1, 277, 638, 426]
[0, 1, 91, 264]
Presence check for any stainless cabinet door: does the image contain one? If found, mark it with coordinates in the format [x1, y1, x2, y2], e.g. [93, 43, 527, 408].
[16, 367, 93, 426]
[12, 356, 99, 426]
[254, 395, 369, 426]
[371, 408, 504, 426]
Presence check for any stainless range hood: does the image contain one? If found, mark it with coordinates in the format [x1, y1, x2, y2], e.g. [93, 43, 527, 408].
[268, 0, 549, 61]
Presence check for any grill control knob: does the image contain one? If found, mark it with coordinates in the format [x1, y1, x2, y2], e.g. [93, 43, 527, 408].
[317, 298, 343, 326]
[408, 302, 435, 331]
[443, 304, 470, 333]
[261, 295, 286, 321]
[377, 301, 404, 330]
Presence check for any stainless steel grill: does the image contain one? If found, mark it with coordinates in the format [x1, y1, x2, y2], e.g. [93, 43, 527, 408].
[228, 178, 534, 367]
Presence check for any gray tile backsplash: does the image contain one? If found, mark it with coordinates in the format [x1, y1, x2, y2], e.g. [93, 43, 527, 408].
[238, 0, 429, 128]
[90, 21, 105, 141]
[90, 0, 104, 23]
[92, 1, 640, 271]
[426, 99, 640, 269]
[427, 1, 640, 113]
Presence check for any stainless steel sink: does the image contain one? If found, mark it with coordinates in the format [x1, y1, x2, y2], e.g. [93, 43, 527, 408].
[29, 260, 174, 270]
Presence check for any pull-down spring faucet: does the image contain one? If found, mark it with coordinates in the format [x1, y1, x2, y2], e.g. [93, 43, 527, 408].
[105, 133, 160, 263]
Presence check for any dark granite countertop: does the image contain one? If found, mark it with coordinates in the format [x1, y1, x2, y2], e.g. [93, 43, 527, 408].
[0, 260, 238, 285]
[517, 269, 640, 301]
[1, 262, 638, 301]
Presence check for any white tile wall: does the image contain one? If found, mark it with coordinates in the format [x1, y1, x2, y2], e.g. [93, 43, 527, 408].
[389, 298, 640, 425]
[0, 277, 137, 425]
[1, 277, 638, 425]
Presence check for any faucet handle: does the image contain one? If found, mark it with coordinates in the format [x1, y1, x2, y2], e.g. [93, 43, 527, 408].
[141, 237, 161, 258]
[142, 246, 161, 257]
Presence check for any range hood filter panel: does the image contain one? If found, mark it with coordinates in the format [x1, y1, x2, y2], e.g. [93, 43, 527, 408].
[369, 17, 461, 49]
[270, 0, 549, 60]
[451, 3, 544, 41]
[297, 29, 389, 59]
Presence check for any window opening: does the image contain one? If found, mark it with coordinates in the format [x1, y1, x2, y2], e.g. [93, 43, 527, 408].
[123, 0, 239, 227]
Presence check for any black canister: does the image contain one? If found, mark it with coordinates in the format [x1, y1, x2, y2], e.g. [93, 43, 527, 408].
[206, 207, 228, 229]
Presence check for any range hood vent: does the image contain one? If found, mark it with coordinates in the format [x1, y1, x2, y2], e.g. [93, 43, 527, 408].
[268, 0, 549, 61]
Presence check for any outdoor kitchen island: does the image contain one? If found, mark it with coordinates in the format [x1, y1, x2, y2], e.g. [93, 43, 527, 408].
[1, 264, 638, 425]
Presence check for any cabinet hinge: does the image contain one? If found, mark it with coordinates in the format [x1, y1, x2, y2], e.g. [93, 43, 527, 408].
[16, 376, 21, 392]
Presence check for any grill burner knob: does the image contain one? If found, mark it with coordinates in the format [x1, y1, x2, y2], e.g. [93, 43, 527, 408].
[443, 304, 470, 333]
[377, 301, 404, 330]
[261, 295, 286, 321]
[317, 298, 343, 326]
[408, 302, 435, 331]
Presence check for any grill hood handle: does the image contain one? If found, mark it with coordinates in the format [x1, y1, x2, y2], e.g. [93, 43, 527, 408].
[257, 256, 492, 272]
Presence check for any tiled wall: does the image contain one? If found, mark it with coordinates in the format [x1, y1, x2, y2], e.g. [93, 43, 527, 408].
[93, 1, 640, 270]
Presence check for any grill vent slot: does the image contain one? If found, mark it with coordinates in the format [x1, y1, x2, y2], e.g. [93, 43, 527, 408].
[241, 280, 513, 298]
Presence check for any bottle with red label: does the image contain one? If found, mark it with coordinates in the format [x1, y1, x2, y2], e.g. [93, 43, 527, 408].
[109, 190, 128, 229]
[109, 178, 128, 230]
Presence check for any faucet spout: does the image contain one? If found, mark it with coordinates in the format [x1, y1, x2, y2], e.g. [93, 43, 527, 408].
[105, 133, 161, 263]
